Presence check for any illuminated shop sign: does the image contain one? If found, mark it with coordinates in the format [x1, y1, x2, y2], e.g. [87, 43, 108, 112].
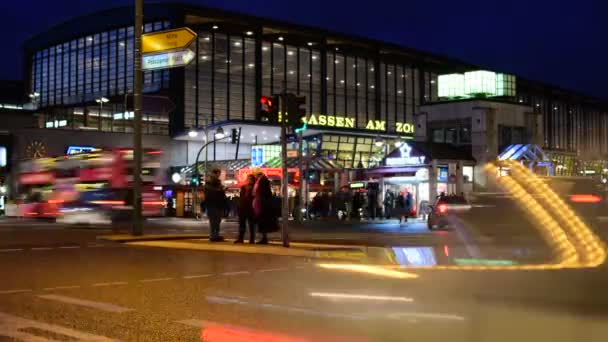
[437, 166, 448, 182]
[304, 114, 355, 128]
[66, 146, 95, 155]
[303, 114, 414, 134]
[350, 182, 365, 189]
[385, 143, 426, 166]
[0, 146, 6, 167]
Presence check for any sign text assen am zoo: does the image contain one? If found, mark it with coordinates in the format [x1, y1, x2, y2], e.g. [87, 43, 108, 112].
[303, 114, 415, 134]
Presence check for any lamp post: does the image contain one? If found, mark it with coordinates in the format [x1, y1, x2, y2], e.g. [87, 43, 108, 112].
[192, 127, 227, 219]
[132, 0, 143, 236]
[95, 96, 109, 131]
[29, 92, 40, 109]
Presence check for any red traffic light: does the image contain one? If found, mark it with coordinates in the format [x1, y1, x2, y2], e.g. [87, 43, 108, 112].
[260, 96, 273, 107]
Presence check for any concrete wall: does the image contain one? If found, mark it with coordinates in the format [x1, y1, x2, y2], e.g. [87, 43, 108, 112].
[418, 100, 540, 190]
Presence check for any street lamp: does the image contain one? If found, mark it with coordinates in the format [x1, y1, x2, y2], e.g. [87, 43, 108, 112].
[214, 127, 225, 139]
[374, 136, 384, 147]
[188, 129, 198, 138]
[29, 92, 40, 110]
[95, 96, 109, 130]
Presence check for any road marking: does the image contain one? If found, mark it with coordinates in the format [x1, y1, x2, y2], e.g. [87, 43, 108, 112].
[59, 246, 80, 249]
[175, 319, 204, 328]
[31, 247, 53, 251]
[0, 289, 32, 295]
[221, 271, 250, 276]
[88, 244, 106, 248]
[38, 294, 133, 313]
[139, 277, 173, 283]
[92, 281, 128, 287]
[182, 274, 213, 279]
[0, 248, 23, 252]
[258, 267, 289, 273]
[0, 311, 118, 341]
[43, 285, 81, 291]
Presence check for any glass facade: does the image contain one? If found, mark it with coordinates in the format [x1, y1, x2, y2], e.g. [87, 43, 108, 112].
[184, 33, 431, 132]
[26, 10, 607, 160]
[516, 90, 608, 158]
[29, 21, 171, 135]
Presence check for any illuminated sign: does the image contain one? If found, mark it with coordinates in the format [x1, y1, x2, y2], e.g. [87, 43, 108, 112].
[304, 114, 355, 128]
[395, 122, 415, 134]
[365, 120, 386, 131]
[303, 114, 414, 134]
[142, 27, 196, 54]
[350, 182, 365, 189]
[385, 143, 426, 166]
[437, 166, 448, 182]
[142, 49, 195, 71]
[438, 70, 516, 98]
[251, 147, 264, 167]
[66, 146, 95, 155]
[0, 147, 6, 167]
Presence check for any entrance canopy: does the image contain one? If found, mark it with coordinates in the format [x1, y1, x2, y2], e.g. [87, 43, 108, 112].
[381, 141, 475, 167]
[498, 144, 551, 163]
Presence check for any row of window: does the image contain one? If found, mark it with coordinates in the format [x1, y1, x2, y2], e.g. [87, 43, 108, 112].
[184, 30, 438, 131]
[517, 94, 608, 157]
[30, 21, 171, 107]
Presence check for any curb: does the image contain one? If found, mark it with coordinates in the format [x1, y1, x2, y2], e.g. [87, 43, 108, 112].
[97, 234, 208, 243]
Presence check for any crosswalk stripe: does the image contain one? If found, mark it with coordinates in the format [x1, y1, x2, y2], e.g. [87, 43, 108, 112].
[0, 311, 117, 341]
[38, 294, 133, 313]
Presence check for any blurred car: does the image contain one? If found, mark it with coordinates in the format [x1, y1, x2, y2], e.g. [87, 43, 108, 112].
[427, 195, 471, 230]
[541, 176, 608, 225]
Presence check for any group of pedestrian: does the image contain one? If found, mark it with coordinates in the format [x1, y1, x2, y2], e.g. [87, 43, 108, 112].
[201, 169, 277, 244]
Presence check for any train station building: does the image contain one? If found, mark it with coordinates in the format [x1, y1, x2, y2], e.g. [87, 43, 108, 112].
[6, 2, 608, 215]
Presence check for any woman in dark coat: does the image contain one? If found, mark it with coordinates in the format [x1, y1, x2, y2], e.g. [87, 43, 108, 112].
[235, 174, 256, 244]
[253, 173, 276, 244]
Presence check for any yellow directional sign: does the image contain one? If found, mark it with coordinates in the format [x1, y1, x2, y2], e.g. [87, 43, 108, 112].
[142, 27, 197, 54]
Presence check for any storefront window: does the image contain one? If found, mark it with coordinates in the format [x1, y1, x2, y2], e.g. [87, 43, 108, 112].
[463, 166, 474, 183]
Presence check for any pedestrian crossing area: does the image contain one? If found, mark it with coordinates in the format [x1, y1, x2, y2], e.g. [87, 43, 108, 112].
[0, 263, 379, 341]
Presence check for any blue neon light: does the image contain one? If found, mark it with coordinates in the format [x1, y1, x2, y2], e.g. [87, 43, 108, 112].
[66, 145, 95, 155]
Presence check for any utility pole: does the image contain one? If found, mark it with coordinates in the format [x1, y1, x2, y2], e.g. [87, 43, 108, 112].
[132, 0, 143, 236]
[297, 131, 304, 222]
[280, 94, 290, 247]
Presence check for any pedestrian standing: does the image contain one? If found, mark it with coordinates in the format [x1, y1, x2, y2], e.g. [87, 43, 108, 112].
[235, 174, 256, 244]
[204, 169, 226, 242]
[384, 190, 394, 219]
[404, 192, 413, 224]
[396, 191, 406, 224]
[253, 172, 276, 244]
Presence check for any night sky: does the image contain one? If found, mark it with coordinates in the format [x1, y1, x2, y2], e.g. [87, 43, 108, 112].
[1, 0, 606, 100]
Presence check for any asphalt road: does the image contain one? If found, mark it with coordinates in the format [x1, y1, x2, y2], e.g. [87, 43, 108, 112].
[1, 195, 607, 341]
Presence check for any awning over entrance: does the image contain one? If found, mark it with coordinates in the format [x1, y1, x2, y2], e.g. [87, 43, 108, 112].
[180, 159, 251, 175]
[498, 144, 550, 163]
[381, 141, 475, 167]
[261, 156, 343, 170]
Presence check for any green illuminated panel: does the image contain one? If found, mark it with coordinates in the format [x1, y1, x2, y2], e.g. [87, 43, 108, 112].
[438, 74, 465, 98]
[464, 70, 496, 96]
[438, 70, 517, 99]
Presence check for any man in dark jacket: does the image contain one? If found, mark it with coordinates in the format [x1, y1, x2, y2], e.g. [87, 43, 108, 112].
[204, 169, 226, 242]
[235, 174, 256, 244]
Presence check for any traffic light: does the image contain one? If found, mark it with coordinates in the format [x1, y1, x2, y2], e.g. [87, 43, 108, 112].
[259, 95, 279, 123]
[230, 128, 239, 144]
[190, 175, 200, 187]
[286, 94, 307, 132]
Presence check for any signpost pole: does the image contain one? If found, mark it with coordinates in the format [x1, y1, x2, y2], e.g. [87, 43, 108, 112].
[280, 94, 290, 247]
[296, 131, 304, 223]
[131, 0, 143, 236]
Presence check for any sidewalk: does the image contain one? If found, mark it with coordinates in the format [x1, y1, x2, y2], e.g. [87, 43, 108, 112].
[98, 234, 376, 260]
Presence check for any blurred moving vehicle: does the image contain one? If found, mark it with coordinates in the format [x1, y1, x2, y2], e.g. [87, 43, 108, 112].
[541, 176, 608, 225]
[17, 148, 164, 223]
[427, 195, 471, 230]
